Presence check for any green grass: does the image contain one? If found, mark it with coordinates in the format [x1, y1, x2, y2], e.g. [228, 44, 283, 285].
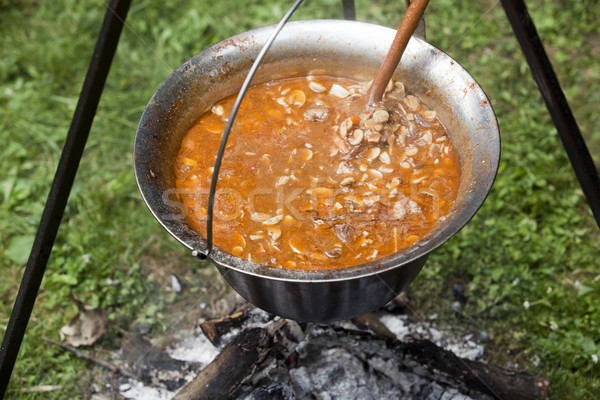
[1, 0, 599, 398]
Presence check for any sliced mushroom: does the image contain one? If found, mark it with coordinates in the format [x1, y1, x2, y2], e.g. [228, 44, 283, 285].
[365, 147, 381, 162]
[287, 89, 306, 107]
[386, 177, 401, 189]
[371, 109, 390, 124]
[231, 233, 246, 249]
[333, 134, 350, 154]
[385, 79, 395, 93]
[267, 226, 282, 241]
[368, 169, 383, 180]
[329, 84, 350, 98]
[365, 130, 382, 143]
[262, 215, 284, 225]
[363, 194, 380, 206]
[250, 212, 272, 222]
[379, 151, 391, 164]
[405, 146, 418, 156]
[421, 131, 433, 146]
[289, 236, 305, 254]
[231, 246, 244, 256]
[308, 81, 327, 93]
[340, 177, 355, 186]
[297, 148, 314, 162]
[336, 161, 353, 175]
[405, 95, 419, 111]
[421, 110, 437, 120]
[394, 81, 406, 98]
[339, 117, 353, 139]
[348, 129, 364, 146]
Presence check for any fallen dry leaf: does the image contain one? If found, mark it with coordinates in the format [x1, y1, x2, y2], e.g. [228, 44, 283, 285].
[20, 385, 63, 393]
[59, 293, 107, 347]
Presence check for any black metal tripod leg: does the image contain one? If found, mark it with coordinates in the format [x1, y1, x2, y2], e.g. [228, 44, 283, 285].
[501, 0, 600, 228]
[0, 1, 131, 397]
[342, 0, 356, 20]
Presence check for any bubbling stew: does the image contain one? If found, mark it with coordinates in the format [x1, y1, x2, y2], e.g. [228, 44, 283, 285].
[174, 76, 460, 270]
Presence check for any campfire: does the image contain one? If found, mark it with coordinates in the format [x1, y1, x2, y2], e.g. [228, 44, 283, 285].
[99, 291, 549, 400]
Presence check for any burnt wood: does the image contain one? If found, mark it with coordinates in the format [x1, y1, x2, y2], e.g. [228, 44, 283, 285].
[200, 310, 249, 347]
[174, 314, 548, 400]
[174, 319, 303, 400]
[310, 326, 549, 400]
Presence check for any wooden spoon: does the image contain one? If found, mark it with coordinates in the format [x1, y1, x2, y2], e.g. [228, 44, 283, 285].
[366, 0, 430, 105]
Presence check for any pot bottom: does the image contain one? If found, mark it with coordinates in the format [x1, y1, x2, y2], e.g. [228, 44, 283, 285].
[216, 255, 428, 322]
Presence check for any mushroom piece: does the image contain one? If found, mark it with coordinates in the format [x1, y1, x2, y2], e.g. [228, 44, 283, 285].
[336, 161, 353, 175]
[297, 148, 314, 162]
[348, 129, 364, 146]
[371, 109, 390, 124]
[287, 89, 306, 107]
[308, 81, 327, 93]
[304, 104, 329, 121]
[267, 226, 282, 241]
[365, 130, 382, 144]
[340, 177, 355, 186]
[329, 84, 350, 98]
[262, 215, 284, 225]
[365, 147, 381, 162]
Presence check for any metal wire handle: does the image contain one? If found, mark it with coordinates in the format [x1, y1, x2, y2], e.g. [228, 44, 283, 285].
[205, 0, 305, 257]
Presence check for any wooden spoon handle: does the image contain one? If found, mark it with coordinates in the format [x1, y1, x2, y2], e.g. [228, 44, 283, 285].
[367, 0, 430, 105]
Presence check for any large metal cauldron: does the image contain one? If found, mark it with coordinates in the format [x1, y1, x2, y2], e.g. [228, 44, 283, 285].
[133, 20, 500, 322]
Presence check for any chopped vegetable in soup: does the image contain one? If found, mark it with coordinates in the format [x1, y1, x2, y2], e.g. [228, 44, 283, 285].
[174, 76, 460, 270]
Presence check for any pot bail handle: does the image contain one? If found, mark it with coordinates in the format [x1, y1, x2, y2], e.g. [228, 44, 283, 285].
[205, 0, 304, 257]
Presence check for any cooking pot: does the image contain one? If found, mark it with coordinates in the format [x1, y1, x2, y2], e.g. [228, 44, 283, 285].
[133, 20, 500, 322]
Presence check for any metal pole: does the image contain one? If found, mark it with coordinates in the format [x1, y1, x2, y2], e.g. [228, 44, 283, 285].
[342, 0, 356, 20]
[501, 0, 600, 228]
[0, 0, 131, 396]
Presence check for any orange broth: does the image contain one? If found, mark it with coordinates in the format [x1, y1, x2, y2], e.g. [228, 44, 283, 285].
[174, 76, 460, 270]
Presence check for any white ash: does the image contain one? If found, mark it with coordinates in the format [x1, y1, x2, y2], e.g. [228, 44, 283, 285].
[378, 314, 484, 361]
[119, 380, 174, 400]
[114, 306, 487, 399]
[166, 330, 218, 365]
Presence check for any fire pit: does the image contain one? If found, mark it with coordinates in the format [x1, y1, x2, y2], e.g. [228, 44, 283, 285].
[114, 293, 549, 400]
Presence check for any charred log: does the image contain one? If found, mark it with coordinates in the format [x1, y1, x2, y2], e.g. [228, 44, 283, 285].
[200, 310, 249, 347]
[308, 326, 549, 400]
[173, 319, 303, 400]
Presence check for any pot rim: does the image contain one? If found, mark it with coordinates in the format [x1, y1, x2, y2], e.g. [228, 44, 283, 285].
[134, 19, 500, 284]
